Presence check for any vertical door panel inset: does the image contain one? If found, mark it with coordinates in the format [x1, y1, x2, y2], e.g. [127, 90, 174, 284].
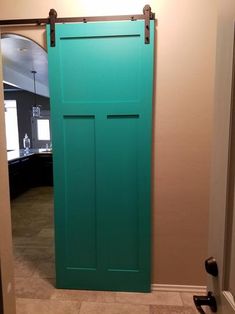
[64, 116, 97, 269]
[103, 115, 139, 271]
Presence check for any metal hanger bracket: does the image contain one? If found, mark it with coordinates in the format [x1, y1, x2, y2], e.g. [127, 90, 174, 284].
[143, 5, 151, 44]
[49, 9, 57, 47]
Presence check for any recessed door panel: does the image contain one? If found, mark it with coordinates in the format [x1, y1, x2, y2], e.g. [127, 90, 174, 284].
[63, 116, 97, 269]
[104, 115, 139, 271]
[59, 36, 141, 103]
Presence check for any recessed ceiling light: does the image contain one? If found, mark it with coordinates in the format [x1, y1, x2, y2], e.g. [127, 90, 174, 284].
[17, 48, 28, 52]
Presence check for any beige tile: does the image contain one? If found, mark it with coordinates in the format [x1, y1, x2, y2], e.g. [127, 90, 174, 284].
[79, 301, 150, 314]
[51, 289, 116, 303]
[180, 292, 197, 307]
[16, 298, 80, 314]
[150, 305, 197, 314]
[116, 291, 183, 306]
[14, 260, 37, 278]
[15, 277, 55, 299]
[34, 262, 55, 278]
[19, 247, 54, 262]
[95, 291, 116, 303]
[51, 289, 97, 302]
[180, 293, 198, 314]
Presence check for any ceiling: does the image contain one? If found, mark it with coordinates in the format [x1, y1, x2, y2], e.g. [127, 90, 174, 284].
[1, 34, 49, 97]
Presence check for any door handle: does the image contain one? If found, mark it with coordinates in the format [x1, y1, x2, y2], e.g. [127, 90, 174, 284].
[193, 291, 217, 313]
[205, 256, 218, 277]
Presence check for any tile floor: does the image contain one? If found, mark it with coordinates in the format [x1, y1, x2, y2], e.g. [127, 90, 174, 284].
[11, 187, 198, 313]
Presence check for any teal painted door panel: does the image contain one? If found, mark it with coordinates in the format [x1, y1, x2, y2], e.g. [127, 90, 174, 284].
[47, 20, 154, 292]
[64, 116, 96, 269]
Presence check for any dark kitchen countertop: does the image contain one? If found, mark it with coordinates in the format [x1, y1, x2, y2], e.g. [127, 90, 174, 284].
[7, 149, 52, 162]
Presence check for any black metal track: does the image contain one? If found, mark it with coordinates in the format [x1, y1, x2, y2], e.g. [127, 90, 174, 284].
[0, 18, 48, 26]
[0, 5, 155, 46]
[0, 14, 154, 26]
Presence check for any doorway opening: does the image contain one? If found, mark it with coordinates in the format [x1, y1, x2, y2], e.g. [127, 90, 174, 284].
[1, 33, 55, 296]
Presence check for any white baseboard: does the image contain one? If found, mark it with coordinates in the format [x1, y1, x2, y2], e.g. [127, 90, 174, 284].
[151, 284, 207, 293]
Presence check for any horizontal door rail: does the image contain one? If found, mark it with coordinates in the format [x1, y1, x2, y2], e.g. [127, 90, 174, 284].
[0, 5, 155, 46]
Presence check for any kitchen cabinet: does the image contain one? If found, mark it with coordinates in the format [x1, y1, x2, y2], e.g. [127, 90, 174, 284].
[8, 150, 53, 199]
[8, 157, 33, 198]
[33, 153, 53, 187]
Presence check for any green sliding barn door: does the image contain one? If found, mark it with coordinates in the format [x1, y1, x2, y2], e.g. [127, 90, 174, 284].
[47, 20, 154, 292]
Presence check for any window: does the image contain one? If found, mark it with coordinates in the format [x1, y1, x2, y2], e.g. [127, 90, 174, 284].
[31, 112, 51, 148]
[4, 100, 19, 151]
[37, 119, 50, 140]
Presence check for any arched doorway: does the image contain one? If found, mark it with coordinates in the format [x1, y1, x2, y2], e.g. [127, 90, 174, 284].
[1, 33, 55, 298]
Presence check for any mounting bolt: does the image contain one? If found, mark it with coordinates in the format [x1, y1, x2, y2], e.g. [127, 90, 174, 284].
[49, 8, 57, 18]
[143, 4, 151, 14]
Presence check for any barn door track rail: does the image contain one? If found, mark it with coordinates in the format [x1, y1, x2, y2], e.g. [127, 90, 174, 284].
[0, 5, 155, 47]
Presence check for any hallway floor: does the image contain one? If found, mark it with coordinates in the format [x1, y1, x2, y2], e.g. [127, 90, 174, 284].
[11, 187, 198, 313]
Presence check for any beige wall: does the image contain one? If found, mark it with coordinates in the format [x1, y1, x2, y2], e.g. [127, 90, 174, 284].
[152, 1, 216, 285]
[0, 36, 16, 313]
[0, 0, 217, 285]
